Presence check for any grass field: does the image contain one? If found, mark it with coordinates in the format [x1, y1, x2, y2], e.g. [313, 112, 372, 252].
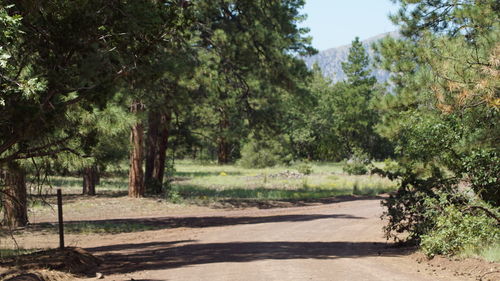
[170, 160, 395, 202]
[36, 160, 396, 203]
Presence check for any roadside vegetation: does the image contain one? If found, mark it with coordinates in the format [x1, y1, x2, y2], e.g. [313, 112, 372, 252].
[28, 161, 395, 207]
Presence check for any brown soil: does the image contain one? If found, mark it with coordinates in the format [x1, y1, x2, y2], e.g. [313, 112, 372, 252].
[2, 195, 499, 281]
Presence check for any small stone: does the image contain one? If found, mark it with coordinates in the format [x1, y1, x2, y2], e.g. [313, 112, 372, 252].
[96, 272, 104, 279]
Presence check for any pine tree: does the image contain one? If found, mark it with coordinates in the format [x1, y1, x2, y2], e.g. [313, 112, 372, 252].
[329, 37, 387, 159]
[373, 0, 499, 242]
[342, 37, 377, 87]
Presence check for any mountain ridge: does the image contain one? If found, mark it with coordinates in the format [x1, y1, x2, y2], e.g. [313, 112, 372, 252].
[302, 31, 400, 83]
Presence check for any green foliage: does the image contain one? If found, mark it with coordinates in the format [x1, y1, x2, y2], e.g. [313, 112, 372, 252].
[286, 38, 392, 162]
[296, 162, 313, 175]
[343, 162, 368, 176]
[185, 0, 315, 164]
[166, 189, 183, 204]
[342, 37, 377, 87]
[390, 0, 499, 39]
[238, 138, 289, 168]
[420, 196, 500, 257]
[284, 64, 338, 160]
[462, 149, 500, 206]
[372, 0, 500, 250]
[342, 149, 371, 175]
[331, 38, 390, 160]
[377, 166, 453, 242]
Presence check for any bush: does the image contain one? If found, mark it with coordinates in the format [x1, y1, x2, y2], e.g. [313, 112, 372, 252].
[462, 149, 499, 206]
[421, 196, 499, 257]
[296, 161, 313, 175]
[238, 138, 288, 168]
[378, 165, 454, 243]
[343, 149, 371, 175]
[343, 161, 368, 175]
[166, 189, 183, 203]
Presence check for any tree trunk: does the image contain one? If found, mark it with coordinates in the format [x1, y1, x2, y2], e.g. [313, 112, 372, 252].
[145, 111, 160, 186]
[217, 137, 229, 165]
[129, 102, 145, 198]
[82, 165, 97, 196]
[145, 111, 171, 194]
[94, 165, 100, 186]
[192, 146, 197, 160]
[217, 111, 230, 165]
[1, 163, 28, 227]
[153, 112, 171, 188]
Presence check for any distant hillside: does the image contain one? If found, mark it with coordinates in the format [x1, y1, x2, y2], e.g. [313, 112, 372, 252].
[302, 31, 400, 83]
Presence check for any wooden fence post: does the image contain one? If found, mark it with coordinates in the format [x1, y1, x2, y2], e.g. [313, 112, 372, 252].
[57, 189, 64, 249]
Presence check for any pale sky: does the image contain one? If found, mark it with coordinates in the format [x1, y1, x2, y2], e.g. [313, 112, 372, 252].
[300, 0, 399, 51]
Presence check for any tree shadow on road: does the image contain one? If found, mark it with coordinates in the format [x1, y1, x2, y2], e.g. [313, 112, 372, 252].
[87, 240, 414, 275]
[209, 195, 386, 209]
[27, 213, 365, 234]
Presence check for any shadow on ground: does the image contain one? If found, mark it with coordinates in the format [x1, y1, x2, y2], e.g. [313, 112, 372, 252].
[207, 195, 385, 209]
[26, 213, 365, 234]
[30, 191, 128, 207]
[87, 240, 413, 275]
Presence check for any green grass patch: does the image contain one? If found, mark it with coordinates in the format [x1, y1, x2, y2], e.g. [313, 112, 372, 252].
[49, 176, 127, 190]
[0, 248, 39, 259]
[169, 160, 395, 202]
[477, 244, 500, 262]
[460, 243, 500, 262]
[64, 222, 162, 234]
[28, 221, 163, 234]
[28, 161, 396, 207]
[173, 185, 353, 201]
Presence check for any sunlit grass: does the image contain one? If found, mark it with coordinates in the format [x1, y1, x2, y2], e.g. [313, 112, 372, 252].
[47, 176, 128, 191]
[173, 185, 352, 200]
[171, 160, 395, 201]
[31, 160, 395, 203]
[460, 242, 500, 263]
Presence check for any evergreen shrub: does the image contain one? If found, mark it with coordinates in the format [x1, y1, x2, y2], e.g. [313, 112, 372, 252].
[238, 139, 287, 168]
[343, 149, 371, 175]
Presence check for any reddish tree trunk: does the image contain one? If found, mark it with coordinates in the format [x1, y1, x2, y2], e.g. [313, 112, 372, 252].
[1, 163, 28, 227]
[82, 165, 97, 196]
[153, 112, 171, 188]
[145, 111, 159, 185]
[145, 111, 171, 194]
[94, 166, 100, 186]
[129, 102, 145, 198]
[217, 137, 229, 165]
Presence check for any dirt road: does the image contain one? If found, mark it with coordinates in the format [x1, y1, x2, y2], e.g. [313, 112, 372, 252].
[63, 197, 483, 281]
